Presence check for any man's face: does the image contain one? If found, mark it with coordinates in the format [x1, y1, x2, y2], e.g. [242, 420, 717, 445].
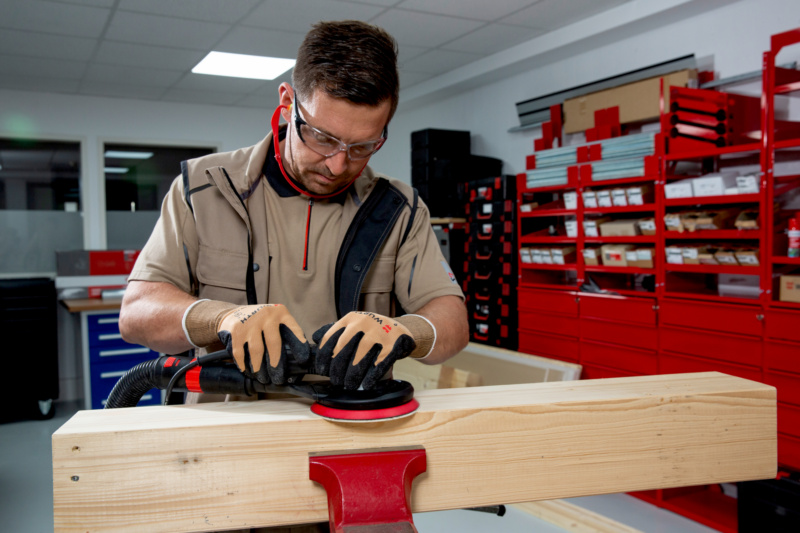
[281, 87, 391, 196]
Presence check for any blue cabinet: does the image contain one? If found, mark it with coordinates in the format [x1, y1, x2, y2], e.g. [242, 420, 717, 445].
[81, 310, 162, 409]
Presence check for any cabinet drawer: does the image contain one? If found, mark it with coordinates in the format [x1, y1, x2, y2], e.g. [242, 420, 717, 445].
[660, 299, 763, 337]
[765, 340, 800, 375]
[660, 350, 763, 382]
[87, 312, 121, 332]
[89, 361, 161, 410]
[89, 343, 156, 364]
[764, 371, 800, 407]
[519, 329, 579, 362]
[580, 340, 657, 375]
[779, 433, 800, 471]
[766, 309, 800, 343]
[518, 309, 578, 338]
[581, 319, 657, 351]
[660, 325, 761, 369]
[581, 364, 639, 380]
[579, 294, 656, 326]
[779, 402, 800, 440]
[518, 288, 578, 317]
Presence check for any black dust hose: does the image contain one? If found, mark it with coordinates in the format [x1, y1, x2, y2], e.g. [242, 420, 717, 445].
[105, 358, 162, 409]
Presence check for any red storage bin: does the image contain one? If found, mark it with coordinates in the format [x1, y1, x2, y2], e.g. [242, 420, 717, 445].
[765, 340, 800, 375]
[518, 288, 578, 316]
[580, 339, 657, 375]
[579, 293, 657, 326]
[660, 299, 764, 337]
[519, 309, 579, 338]
[766, 309, 800, 344]
[660, 326, 762, 369]
[581, 319, 658, 352]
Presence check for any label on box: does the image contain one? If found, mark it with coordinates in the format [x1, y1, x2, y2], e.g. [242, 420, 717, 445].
[637, 249, 653, 260]
[639, 219, 656, 232]
[625, 251, 638, 262]
[627, 187, 644, 205]
[531, 249, 543, 264]
[597, 190, 612, 207]
[583, 191, 598, 208]
[716, 253, 738, 264]
[552, 250, 565, 265]
[664, 214, 683, 231]
[612, 189, 628, 207]
[584, 221, 599, 237]
[736, 174, 760, 194]
[482, 223, 492, 233]
[520, 248, 532, 263]
[563, 192, 577, 210]
[541, 251, 553, 264]
[666, 247, 684, 264]
[665, 181, 693, 199]
[482, 203, 493, 214]
[583, 249, 597, 259]
[682, 248, 699, 260]
[565, 220, 578, 238]
[737, 253, 759, 265]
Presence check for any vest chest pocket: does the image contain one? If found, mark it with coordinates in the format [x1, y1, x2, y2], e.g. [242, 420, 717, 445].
[360, 256, 395, 294]
[196, 244, 249, 304]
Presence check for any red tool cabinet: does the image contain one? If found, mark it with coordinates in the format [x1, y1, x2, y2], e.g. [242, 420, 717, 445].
[511, 28, 800, 533]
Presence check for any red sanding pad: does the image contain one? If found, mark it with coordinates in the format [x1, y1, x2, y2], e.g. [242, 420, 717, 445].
[311, 398, 419, 422]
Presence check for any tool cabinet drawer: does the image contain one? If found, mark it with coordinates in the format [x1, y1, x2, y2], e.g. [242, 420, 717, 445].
[660, 299, 763, 337]
[518, 288, 578, 316]
[765, 309, 800, 343]
[89, 360, 161, 410]
[578, 294, 656, 326]
[581, 319, 657, 351]
[86, 312, 122, 334]
[765, 340, 800, 375]
[89, 342, 156, 364]
[779, 402, 800, 440]
[580, 339, 657, 375]
[660, 325, 762, 368]
[660, 350, 763, 382]
[518, 309, 578, 338]
[519, 329, 579, 363]
[779, 433, 800, 471]
[764, 371, 800, 407]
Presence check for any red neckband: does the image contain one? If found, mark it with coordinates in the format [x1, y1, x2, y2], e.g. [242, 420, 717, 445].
[270, 105, 366, 200]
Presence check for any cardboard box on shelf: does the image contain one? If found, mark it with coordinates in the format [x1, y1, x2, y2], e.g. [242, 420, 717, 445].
[665, 180, 694, 199]
[714, 247, 739, 265]
[780, 275, 800, 303]
[626, 184, 653, 206]
[692, 172, 739, 197]
[612, 188, 628, 207]
[666, 246, 684, 264]
[519, 202, 539, 212]
[583, 248, 600, 266]
[583, 216, 611, 237]
[736, 174, 760, 194]
[551, 246, 577, 265]
[735, 208, 760, 230]
[565, 219, 578, 238]
[682, 210, 736, 232]
[664, 213, 685, 232]
[601, 244, 634, 267]
[630, 248, 654, 268]
[519, 248, 533, 264]
[597, 190, 613, 208]
[638, 218, 657, 235]
[698, 246, 720, 265]
[583, 190, 598, 208]
[599, 219, 640, 237]
[563, 69, 697, 134]
[563, 192, 578, 210]
[531, 249, 543, 264]
[681, 245, 701, 265]
[540, 249, 554, 264]
[734, 248, 760, 266]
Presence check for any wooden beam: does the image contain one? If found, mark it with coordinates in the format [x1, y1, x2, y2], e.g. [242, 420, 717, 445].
[514, 500, 644, 533]
[52, 372, 776, 532]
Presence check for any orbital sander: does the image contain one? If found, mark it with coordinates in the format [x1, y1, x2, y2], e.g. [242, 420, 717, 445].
[104, 348, 419, 422]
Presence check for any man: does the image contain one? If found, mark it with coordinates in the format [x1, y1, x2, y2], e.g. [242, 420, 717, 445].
[120, 20, 468, 401]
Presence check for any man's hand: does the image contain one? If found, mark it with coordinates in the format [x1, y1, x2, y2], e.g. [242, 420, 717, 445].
[312, 312, 417, 390]
[184, 301, 309, 385]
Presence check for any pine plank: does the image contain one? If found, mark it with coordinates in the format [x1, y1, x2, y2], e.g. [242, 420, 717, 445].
[52, 372, 776, 532]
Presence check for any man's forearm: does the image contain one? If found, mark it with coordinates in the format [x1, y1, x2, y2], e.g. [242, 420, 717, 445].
[406, 295, 469, 365]
[118, 280, 197, 354]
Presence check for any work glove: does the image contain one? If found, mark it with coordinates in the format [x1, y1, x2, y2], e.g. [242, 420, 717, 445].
[312, 312, 432, 390]
[184, 301, 309, 385]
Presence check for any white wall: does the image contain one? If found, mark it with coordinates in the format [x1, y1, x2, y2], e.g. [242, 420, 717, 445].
[371, 0, 800, 181]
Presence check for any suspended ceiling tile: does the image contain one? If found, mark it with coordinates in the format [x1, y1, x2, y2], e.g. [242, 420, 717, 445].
[0, 55, 87, 80]
[504, 0, 631, 29]
[93, 41, 205, 71]
[79, 82, 167, 100]
[397, 44, 432, 67]
[399, 70, 435, 89]
[0, 74, 80, 95]
[442, 22, 544, 55]
[215, 26, 305, 59]
[400, 49, 481, 75]
[0, 0, 111, 38]
[105, 10, 231, 50]
[117, 0, 262, 24]
[247, 0, 385, 34]
[0, 29, 97, 62]
[160, 88, 244, 106]
[396, 0, 539, 21]
[83, 63, 184, 87]
[173, 72, 268, 94]
[58, 0, 117, 7]
[371, 9, 484, 48]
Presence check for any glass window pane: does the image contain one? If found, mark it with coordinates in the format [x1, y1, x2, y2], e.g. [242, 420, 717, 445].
[0, 139, 83, 274]
[104, 143, 214, 250]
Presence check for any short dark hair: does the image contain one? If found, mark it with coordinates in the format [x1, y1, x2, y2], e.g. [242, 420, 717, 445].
[293, 20, 399, 121]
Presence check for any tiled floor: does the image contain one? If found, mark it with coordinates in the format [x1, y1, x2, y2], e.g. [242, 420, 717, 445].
[2, 400, 717, 533]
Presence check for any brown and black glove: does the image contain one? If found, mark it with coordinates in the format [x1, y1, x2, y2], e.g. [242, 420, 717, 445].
[184, 301, 309, 385]
[311, 312, 434, 390]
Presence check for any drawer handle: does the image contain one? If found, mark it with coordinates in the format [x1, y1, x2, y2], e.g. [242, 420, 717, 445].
[756, 314, 764, 321]
[99, 347, 151, 357]
[98, 333, 123, 341]
[97, 318, 119, 324]
[100, 370, 128, 379]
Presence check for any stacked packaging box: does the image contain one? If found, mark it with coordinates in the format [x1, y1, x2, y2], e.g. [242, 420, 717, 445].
[462, 175, 518, 350]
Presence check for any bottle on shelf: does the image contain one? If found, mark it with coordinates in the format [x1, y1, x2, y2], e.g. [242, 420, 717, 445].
[789, 212, 800, 258]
